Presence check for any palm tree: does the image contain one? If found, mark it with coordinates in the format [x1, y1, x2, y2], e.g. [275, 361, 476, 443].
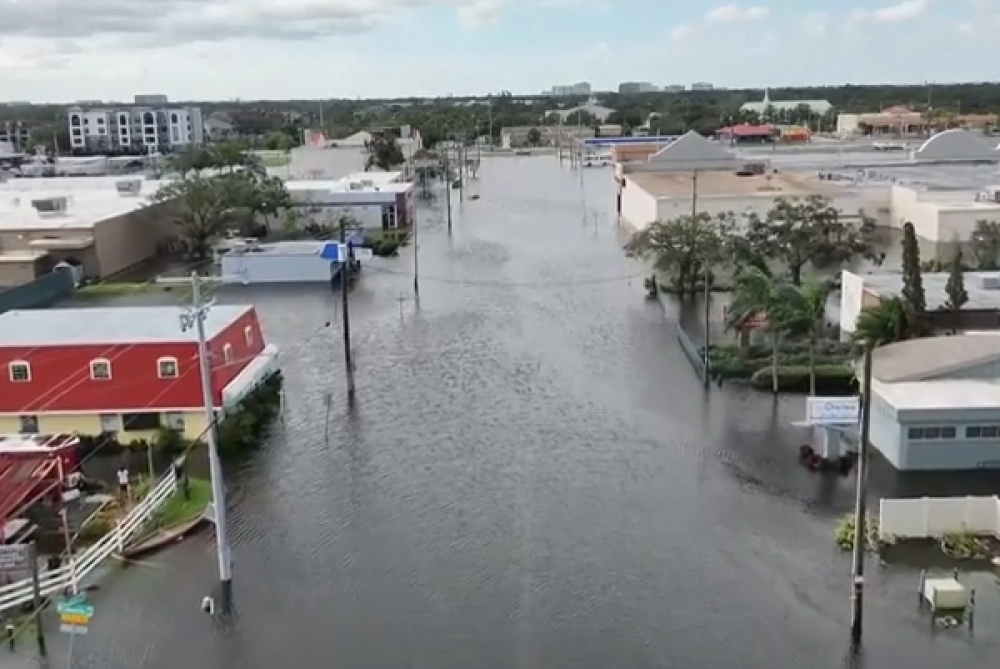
[852, 296, 911, 347]
[783, 279, 830, 396]
[726, 266, 790, 393]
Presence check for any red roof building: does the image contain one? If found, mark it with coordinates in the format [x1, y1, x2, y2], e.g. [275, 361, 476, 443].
[717, 124, 777, 138]
[0, 305, 277, 439]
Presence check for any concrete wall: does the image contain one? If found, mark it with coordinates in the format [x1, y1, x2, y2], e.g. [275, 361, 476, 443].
[889, 184, 1000, 241]
[619, 176, 658, 230]
[869, 393, 905, 467]
[839, 270, 883, 335]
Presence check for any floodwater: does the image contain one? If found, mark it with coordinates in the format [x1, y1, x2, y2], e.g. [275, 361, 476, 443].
[12, 157, 1000, 669]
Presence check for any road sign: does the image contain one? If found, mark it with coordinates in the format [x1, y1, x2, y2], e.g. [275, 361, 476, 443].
[0, 544, 28, 570]
[806, 397, 860, 426]
[58, 595, 93, 635]
[59, 624, 88, 635]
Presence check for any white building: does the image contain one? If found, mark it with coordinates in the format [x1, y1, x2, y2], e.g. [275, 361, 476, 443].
[863, 335, 1000, 470]
[548, 98, 616, 123]
[547, 82, 591, 97]
[617, 129, 1000, 241]
[67, 105, 205, 153]
[740, 89, 832, 115]
[284, 171, 415, 231]
[219, 240, 350, 284]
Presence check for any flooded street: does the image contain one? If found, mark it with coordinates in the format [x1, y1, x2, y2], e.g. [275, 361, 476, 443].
[20, 157, 1000, 669]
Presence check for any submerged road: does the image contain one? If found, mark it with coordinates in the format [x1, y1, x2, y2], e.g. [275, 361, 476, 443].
[19, 157, 1000, 668]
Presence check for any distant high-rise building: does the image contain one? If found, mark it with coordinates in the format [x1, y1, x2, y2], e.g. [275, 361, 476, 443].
[67, 104, 205, 153]
[690, 82, 714, 91]
[662, 85, 685, 93]
[547, 82, 591, 97]
[618, 82, 659, 94]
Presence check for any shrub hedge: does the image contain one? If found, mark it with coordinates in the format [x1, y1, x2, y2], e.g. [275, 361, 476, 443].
[749, 364, 857, 394]
[706, 342, 856, 381]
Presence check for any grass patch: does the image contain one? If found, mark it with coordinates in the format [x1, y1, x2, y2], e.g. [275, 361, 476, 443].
[156, 478, 212, 529]
[77, 282, 179, 296]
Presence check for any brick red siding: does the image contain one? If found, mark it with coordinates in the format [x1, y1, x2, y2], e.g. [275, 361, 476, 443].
[0, 306, 268, 413]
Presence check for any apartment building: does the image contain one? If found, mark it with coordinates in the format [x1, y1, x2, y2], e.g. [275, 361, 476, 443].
[0, 122, 34, 152]
[547, 82, 591, 97]
[618, 82, 659, 94]
[67, 106, 205, 154]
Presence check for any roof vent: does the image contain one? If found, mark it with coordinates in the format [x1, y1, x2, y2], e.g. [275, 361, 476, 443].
[31, 196, 67, 216]
[116, 178, 142, 196]
[348, 181, 364, 190]
[976, 274, 1000, 290]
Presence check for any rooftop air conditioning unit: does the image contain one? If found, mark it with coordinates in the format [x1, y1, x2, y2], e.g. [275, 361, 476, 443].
[116, 178, 142, 196]
[348, 181, 363, 190]
[31, 196, 67, 216]
[360, 179, 374, 188]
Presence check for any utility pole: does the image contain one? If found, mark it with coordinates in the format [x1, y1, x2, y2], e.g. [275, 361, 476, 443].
[181, 272, 233, 615]
[444, 149, 453, 234]
[487, 96, 493, 149]
[692, 171, 710, 387]
[28, 541, 46, 657]
[851, 345, 874, 646]
[458, 133, 465, 201]
[339, 226, 356, 400]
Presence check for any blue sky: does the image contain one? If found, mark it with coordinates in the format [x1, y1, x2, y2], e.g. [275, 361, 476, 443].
[0, 0, 996, 101]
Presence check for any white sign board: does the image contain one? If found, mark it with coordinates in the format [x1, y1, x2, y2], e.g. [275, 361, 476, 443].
[0, 544, 28, 570]
[806, 397, 860, 426]
[353, 248, 373, 261]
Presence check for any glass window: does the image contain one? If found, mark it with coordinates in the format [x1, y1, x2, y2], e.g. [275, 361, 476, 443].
[9, 361, 30, 382]
[223, 344, 234, 364]
[941, 426, 956, 439]
[99, 414, 119, 433]
[244, 326, 254, 346]
[121, 412, 161, 431]
[18, 415, 38, 434]
[163, 412, 185, 431]
[90, 358, 112, 380]
[157, 357, 179, 378]
[923, 427, 941, 440]
[908, 427, 924, 440]
[967, 426, 982, 438]
[983, 425, 998, 439]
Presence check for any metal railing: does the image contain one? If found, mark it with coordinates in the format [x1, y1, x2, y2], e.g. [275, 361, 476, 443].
[0, 472, 177, 613]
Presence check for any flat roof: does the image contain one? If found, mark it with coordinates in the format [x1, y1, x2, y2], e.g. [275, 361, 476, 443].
[0, 305, 252, 347]
[0, 176, 162, 230]
[860, 270, 1000, 311]
[875, 379, 1000, 411]
[870, 334, 1000, 382]
[0, 250, 48, 263]
[627, 170, 834, 198]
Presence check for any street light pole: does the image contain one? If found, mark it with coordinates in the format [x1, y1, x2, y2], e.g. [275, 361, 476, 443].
[181, 272, 233, 615]
[691, 171, 710, 386]
[850, 344, 874, 646]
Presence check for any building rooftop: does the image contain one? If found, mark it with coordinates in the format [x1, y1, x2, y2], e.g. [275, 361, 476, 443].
[860, 270, 1000, 311]
[875, 379, 1000, 412]
[870, 334, 1000, 383]
[0, 305, 252, 347]
[628, 170, 833, 197]
[0, 176, 162, 230]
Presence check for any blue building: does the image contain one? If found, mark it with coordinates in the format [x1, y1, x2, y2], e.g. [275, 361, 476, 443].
[869, 334, 1000, 470]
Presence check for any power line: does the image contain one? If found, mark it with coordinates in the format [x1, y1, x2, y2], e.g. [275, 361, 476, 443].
[361, 264, 642, 287]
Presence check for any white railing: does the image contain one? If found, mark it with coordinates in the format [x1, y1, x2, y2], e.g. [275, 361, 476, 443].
[879, 496, 1000, 539]
[0, 473, 177, 613]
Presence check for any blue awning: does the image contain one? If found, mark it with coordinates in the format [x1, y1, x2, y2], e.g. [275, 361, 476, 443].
[319, 242, 343, 261]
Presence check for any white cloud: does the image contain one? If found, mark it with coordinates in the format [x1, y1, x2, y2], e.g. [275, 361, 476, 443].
[851, 0, 927, 22]
[457, 0, 504, 27]
[669, 24, 694, 41]
[704, 3, 770, 22]
[799, 12, 828, 36]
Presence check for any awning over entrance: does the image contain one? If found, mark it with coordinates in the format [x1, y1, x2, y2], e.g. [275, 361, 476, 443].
[29, 237, 94, 251]
[221, 344, 280, 410]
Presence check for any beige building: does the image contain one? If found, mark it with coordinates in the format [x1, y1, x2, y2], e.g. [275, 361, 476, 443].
[0, 176, 175, 287]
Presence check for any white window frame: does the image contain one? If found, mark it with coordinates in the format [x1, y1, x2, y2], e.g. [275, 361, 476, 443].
[9, 361, 30, 382]
[90, 358, 112, 380]
[223, 344, 234, 364]
[157, 356, 179, 379]
[244, 326, 254, 346]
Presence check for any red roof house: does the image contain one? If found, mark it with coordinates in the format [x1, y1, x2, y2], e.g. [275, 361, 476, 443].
[0, 305, 277, 439]
[717, 124, 777, 138]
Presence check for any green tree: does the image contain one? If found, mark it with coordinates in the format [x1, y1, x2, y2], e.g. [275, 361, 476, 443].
[169, 146, 216, 175]
[366, 132, 406, 171]
[526, 127, 541, 146]
[219, 172, 292, 233]
[784, 279, 830, 396]
[624, 212, 734, 296]
[944, 246, 969, 331]
[971, 219, 1000, 270]
[743, 196, 878, 285]
[726, 266, 792, 394]
[152, 175, 235, 259]
[211, 141, 252, 173]
[852, 297, 912, 347]
[900, 222, 927, 335]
